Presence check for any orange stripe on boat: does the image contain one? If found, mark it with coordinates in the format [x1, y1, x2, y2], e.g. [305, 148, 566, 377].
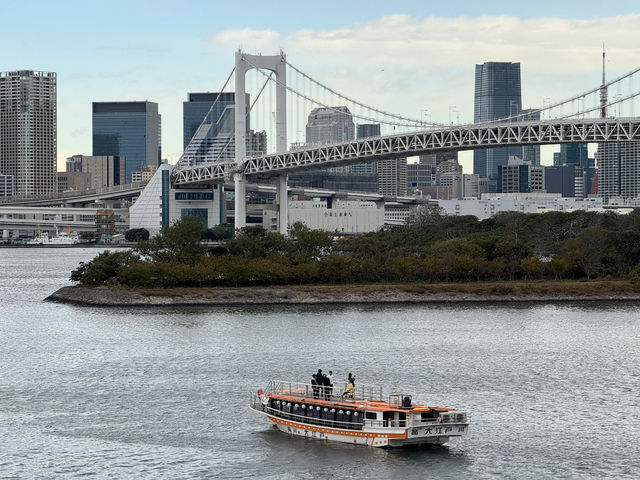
[269, 416, 408, 439]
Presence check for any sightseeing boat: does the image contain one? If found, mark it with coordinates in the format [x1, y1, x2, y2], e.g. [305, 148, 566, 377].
[250, 380, 469, 448]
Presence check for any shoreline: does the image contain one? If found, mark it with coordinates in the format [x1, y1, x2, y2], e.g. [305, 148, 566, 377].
[45, 281, 640, 307]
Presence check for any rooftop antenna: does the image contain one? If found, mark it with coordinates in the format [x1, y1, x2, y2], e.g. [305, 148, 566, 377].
[600, 43, 607, 118]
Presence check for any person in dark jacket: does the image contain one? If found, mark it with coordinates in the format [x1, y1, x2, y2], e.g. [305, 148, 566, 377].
[322, 373, 331, 400]
[315, 369, 324, 398]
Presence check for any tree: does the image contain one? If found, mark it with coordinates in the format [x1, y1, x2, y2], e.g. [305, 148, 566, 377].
[520, 257, 544, 280]
[224, 226, 288, 258]
[125, 228, 150, 242]
[287, 222, 333, 262]
[136, 216, 206, 264]
[406, 204, 445, 228]
[70, 250, 139, 285]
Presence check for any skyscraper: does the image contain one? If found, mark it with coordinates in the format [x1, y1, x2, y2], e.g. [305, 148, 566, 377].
[307, 106, 354, 175]
[181, 92, 250, 166]
[92, 101, 161, 183]
[0, 70, 57, 196]
[520, 109, 540, 166]
[355, 123, 406, 195]
[306, 106, 355, 145]
[473, 62, 522, 179]
[553, 143, 595, 195]
[597, 142, 640, 201]
[288, 107, 377, 192]
[352, 123, 379, 175]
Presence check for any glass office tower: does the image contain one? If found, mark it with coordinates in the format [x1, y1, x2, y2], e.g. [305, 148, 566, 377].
[181, 93, 250, 166]
[92, 101, 160, 183]
[473, 62, 522, 180]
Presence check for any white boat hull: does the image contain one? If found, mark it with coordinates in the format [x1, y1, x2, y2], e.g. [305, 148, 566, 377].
[267, 413, 467, 448]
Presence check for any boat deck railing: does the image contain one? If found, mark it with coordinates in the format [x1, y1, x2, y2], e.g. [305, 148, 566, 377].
[263, 380, 385, 403]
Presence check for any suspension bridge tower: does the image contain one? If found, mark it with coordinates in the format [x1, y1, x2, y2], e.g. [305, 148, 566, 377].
[234, 50, 288, 234]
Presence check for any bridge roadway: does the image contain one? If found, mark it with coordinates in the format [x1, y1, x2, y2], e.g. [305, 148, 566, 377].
[173, 117, 640, 186]
[0, 182, 148, 207]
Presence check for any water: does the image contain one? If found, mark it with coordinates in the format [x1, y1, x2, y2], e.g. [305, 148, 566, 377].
[0, 248, 639, 479]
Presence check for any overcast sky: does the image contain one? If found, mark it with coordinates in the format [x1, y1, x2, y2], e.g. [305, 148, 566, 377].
[4, 1, 640, 172]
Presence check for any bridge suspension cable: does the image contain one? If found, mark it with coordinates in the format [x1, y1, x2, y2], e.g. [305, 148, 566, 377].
[285, 60, 438, 127]
[243, 56, 437, 129]
[493, 65, 640, 124]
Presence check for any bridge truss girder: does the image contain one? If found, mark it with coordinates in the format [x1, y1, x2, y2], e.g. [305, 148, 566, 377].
[171, 118, 640, 186]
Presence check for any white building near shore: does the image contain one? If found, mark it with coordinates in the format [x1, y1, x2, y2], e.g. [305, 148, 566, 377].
[437, 193, 616, 220]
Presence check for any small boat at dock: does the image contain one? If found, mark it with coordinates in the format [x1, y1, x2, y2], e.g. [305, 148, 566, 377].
[250, 380, 469, 448]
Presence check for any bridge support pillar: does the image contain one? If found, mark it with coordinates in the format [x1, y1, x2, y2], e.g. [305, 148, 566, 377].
[235, 50, 287, 233]
[277, 174, 288, 235]
[234, 173, 246, 230]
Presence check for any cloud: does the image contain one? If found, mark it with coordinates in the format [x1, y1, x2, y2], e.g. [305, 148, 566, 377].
[215, 14, 640, 74]
[212, 14, 640, 168]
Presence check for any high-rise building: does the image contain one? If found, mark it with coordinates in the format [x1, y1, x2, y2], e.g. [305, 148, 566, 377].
[419, 151, 458, 171]
[376, 158, 407, 196]
[355, 122, 406, 194]
[498, 158, 545, 193]
[180, 92, 251, 166]
[66, 155, 83, 172]
[407, 164, 433, 190]
[0, 174, 14, 199]
[356, 123, 380, 140]
[352, 124, 379, 175]
[131, 164, 158, 183]
[553, 143, 595, 194]
[521, 109, 540, 166]
[306, 107, 355, 145]
[0, 70, 57, 196]
[92, 101, 161, 183]
[289, 107, 377, 192]
[597, 142, 640, 201]
[473, 62, 522, 180]
[545, 165, 579, 197]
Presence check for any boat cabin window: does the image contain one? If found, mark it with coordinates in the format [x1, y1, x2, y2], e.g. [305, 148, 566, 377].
[365, 412, 377, 420]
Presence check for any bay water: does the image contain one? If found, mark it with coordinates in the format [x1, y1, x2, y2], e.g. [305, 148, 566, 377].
[0, 248, 638, 479]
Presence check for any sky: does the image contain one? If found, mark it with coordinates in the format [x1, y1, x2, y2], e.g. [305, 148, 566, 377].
[4, 0, 640, 173]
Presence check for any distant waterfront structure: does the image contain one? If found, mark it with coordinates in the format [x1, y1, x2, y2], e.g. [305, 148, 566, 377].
[473, 62, 522, 180]
[92, 101, 161, 183]
[597, 142, 640, 201]
[0, 70, 57, 196]
[438, 193, 607, 221]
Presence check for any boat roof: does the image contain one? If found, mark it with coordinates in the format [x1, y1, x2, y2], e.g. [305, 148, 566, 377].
[268, 392, 454, 413]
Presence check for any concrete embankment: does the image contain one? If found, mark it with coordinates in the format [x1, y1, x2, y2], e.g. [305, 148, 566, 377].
[45, 282, 640, 307]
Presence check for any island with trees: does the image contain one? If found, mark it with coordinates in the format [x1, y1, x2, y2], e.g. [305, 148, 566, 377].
[47, 207, 640, 306]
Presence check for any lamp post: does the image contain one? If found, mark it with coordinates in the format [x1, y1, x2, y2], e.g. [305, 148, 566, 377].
[421, 109, 431, 126]
[448, 106, 457, 125]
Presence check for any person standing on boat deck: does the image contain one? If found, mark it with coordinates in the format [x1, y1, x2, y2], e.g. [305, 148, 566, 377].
[322, 373, 331, 400]
[327, 371, 334, 399]
[311, 374, 319, 399]
[348, 373, 355, 389]
[315, 369, 324, 399]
